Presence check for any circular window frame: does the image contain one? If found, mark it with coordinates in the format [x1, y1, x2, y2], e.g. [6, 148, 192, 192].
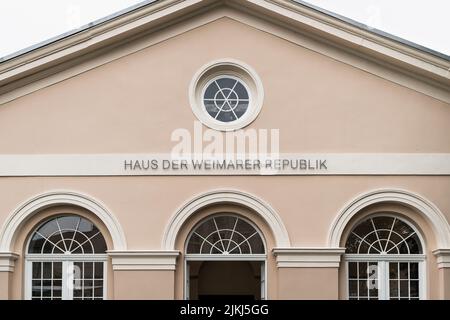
[189, 59, 264, 131]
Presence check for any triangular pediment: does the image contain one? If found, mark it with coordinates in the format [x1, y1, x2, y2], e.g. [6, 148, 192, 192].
[0, 0, 449, 104]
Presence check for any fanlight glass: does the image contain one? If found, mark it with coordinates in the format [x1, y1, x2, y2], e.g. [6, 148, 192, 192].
[187, 215, 265, 254]
[345, 216, 422, 254]
[28, 216, 107, 254]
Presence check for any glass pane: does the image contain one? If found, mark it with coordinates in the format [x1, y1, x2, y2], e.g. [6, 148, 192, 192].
[29, 233, 46, 253]
[358, 262, 368, 279]
[216, 77, 236, 89]
[32, 262, 41, 278]
[202, 77, 249, 123]
[74, 262, 83, 281]
[216, 110, 237, 122]
[204, 101, 219, 118]
[27, 216, 107, 254]
[400, 263, 409, 279]
[348, 280, 358, 297]
[405, 234, 422, 254]
[348, 262, 357, 279]
[410, 263, 419, 279]
[345, 216, 422, 255]
[42, 262, 52, 278]
[186, 215, 264, 254]
[42, 280, 52, 297]
[53, 262, 62, 279]
[74, 288, 83, 298]
[234, 102, 248, 118]
[345, 233, 360, 253]
[84, 262, 93, 278]
[94, 280, 104, 298]
[400, 280, 409, 298]
[410, 280, 419, 298]
[94, 262, 103, 279]
[52, 280, 62, 298]
[368, 262, 378, 280]
[369, 281, 378, 298]
[84, 280, 93, 298]
[359, 280, 368, 297]
[389, 262, 399, 279]
[390, 280, 399, 298]
[32, 280, 41, 298]
[234, 82, 249, 99]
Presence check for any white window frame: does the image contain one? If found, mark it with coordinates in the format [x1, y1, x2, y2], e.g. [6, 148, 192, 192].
[344, 214, 427, 300]
[24, 215, 109, 300]
[201, 75, 252, 125]
[189, 59, 264, 131]
[25, 253, 108, 300]
[345, 255, 426, 300]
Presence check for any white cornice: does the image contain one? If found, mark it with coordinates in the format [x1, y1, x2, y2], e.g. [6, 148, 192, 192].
[108, 250, 180, 270]
[272, 247, 345, 268]
[432, 249, 450, 269]
[0, 0, 448, 104]
[0, 153, 449, 176]
[0, 252, 19, 272]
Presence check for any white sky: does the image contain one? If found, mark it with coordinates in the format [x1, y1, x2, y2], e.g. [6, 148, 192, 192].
[0, 0, 449, 59]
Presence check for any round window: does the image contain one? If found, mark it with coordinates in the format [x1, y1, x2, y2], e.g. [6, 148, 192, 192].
[203, 76, 250, 123]
[189, 59, 264, 131]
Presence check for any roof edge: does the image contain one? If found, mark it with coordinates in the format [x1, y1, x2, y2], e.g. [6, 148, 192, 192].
[292, 0, 450, 62]
[0, 0, 449, 102]
[0, 0, 160, 64]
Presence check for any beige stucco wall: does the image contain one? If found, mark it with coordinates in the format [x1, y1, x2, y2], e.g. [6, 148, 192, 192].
[0, 12, 449, 299]
[0, 176, 449, 299]
[278, 268, 339, 299]
[113, 270, 175, 299]
[0, 17, 449, 154]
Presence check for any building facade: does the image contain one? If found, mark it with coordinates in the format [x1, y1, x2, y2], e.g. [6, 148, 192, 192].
[0, 0, 449, 300]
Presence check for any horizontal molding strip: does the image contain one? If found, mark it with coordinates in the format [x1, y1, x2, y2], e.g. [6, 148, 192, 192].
[0, 153, 449, 176]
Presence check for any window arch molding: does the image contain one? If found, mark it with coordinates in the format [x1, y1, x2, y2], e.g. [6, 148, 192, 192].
[162, 189, 290, 250]
[0, 191, 127, 252]
[328, 189, 450, 249]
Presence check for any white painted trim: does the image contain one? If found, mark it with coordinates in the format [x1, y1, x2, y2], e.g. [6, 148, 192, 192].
[272, 247, 345, 268]
[24, 260, 32, 299]
[185, 254, 267, 261]
[25, 254, 109, 261]
[189, 58, 264, 131]
[0, 153, 449, 176]
[25, 256, 108, 300]
[162, 189, 290, 249]
[184, 259, 189, 300]
[432, 249, 450, 269]
[108, 250, 180, 270]
[328, 189, 450, 249]
[0, 252, 19, 272]
[345, 254, 426, 262]
[1, 0, 449, 105]
[0, 191, 127, 252]
[345, 260, 426, 300]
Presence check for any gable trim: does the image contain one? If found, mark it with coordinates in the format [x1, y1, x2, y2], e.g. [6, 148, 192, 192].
[0, 0, 449, 105]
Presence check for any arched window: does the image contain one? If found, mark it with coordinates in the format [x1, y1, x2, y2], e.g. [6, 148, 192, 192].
[26, 215, 108, 300]
[345, 215, 425, 300]
[185, 215, 266, 300]
[186, 215, 265, 255]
